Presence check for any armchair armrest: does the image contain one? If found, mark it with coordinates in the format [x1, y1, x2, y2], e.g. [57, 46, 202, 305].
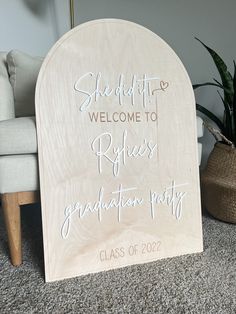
[196, 116, 204, 166]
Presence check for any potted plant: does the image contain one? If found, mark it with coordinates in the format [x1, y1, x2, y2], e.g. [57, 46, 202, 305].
[194, 38, 236, 223]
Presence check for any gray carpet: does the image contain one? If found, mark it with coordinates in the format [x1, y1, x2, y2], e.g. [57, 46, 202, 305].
[0, 204, 235, 314]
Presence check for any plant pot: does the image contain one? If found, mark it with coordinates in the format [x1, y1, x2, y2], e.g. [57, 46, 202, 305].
[201, 142, 236, 223]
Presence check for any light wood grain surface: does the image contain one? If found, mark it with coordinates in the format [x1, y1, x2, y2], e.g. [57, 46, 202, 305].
[35, 19, 203, 282]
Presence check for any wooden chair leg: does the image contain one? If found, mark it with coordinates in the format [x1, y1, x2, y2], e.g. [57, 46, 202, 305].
[1, 193, 22, 266]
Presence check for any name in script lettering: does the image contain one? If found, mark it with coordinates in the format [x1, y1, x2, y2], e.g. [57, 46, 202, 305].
[91, 129, 157, 177]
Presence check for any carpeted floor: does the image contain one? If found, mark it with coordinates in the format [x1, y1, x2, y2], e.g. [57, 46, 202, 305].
[0, 204, 235, 314]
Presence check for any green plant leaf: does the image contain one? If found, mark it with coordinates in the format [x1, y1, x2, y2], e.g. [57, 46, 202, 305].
[213, 78, 223, 86]
[193, 82, 221, 89]
[217, 91, 232, 140]
[196, 103, 225, 131]
[195, 37, 234, 105]
[193, 81, 231, 94]
[213, 79, 232, 93]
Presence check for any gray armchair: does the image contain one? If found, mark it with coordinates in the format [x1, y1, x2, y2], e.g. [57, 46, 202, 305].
[0, 51, 41, 266]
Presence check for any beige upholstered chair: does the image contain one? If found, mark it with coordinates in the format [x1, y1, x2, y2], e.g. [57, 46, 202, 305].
[0, 51, 42, 266]
[0, 50, 204, 267]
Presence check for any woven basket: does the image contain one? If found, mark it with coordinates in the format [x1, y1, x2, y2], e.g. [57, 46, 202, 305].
[201, 142, 236, 223]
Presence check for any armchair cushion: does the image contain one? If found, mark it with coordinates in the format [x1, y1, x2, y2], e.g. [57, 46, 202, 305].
[0, 117, 37, 155]
[0, 154, 38, 193]
[7, 50, 43, 117]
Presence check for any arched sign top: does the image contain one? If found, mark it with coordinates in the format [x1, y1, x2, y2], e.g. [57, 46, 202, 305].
[37, 19, 191, 87]
[36, 19, 202, 282]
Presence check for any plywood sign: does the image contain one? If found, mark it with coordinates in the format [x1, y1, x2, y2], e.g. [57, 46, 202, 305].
[35, 19, 203, 282]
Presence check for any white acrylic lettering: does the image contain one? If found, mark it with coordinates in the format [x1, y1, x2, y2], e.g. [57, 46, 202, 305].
[61, 184, 143, 239]
[74, 73, 164, 110]
[61, 181, 187, 240]
[91, 130, 157, 177]
[149, 181, 188, 220]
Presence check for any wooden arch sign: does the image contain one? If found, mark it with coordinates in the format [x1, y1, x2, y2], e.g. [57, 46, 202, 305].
[36, 19, 203, 282]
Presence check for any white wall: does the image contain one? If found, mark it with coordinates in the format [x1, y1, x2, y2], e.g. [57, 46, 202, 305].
[0, 0, 70, 55]
[1, 0, 236, 167]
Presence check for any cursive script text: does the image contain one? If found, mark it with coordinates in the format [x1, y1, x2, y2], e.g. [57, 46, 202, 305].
[74, 72, 169, 111]
[91, 130, 157, 177]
